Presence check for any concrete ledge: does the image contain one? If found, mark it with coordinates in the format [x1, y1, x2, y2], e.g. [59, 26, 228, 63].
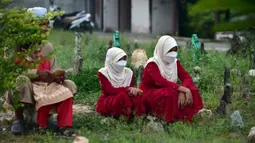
[96, 31, 231, 51]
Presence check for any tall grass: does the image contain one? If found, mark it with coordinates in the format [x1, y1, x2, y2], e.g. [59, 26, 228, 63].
[1, 29, 254, 143]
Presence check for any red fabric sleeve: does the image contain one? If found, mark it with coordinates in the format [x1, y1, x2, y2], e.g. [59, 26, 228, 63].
[37, 60, 51, 71]
[177, 60, 193, 88]
[130, 74, 135, 87]
[15, 59, 21, 65]
[98, 72, 134, 95]
[15, 55, 51, 71]
[37, 55, 51, 71]
[146, 62, 180, 90]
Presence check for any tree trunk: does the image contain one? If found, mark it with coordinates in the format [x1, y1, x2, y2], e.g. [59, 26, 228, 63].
[225, 10, 230, 22]
[226, 33, 242, 55]
[250, 46, 255, 69]
[137, 65, 144, 87]
[221, 84, 233, 104]
[222, 67, 233, 104]
[134, 43, 138, 49]
[215, 11, 220, 24]
[216, 100, 227, 115]
[108, 40, 113, 50]
[73, 32, 83, 75]
[216, 67, 233, 115]
[126, 43, 131, 57]
[242, 74, 250, 99]
[224, 66, 231, 86]
[200, 42, 207, 54]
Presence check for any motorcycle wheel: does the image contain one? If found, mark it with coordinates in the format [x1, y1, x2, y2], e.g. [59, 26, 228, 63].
[81, 21, 93, 34]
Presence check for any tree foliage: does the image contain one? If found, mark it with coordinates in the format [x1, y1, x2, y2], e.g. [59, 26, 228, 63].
[0, 0, 58, 109]
[178, 0, 215, 38]
[188, 11, 215, 38]
[189, 0, 255, 31]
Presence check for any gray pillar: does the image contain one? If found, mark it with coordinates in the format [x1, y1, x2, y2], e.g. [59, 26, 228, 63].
[103, 0, 119, 32]
[131, 0, 150, 33]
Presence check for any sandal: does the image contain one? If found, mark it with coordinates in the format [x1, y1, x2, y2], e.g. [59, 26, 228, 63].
[38, 127, 47, 135]
[59, 127, 77, 138]
[47, 118, 58, 133]
[11, 120, 26, 135]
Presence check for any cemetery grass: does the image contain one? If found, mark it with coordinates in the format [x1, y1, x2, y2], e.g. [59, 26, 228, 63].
[1, 30, 255, 143]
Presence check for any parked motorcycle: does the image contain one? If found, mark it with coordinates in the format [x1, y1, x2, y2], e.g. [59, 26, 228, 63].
[48, 0, 94, 33]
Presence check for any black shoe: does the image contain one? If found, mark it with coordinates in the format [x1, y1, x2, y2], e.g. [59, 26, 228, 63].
[47, 118, 58, 133]
[11, 120, 26, 135]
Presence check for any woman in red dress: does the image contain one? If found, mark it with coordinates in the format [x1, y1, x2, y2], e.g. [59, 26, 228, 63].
[140, 36, 203, 123]
[96, 47, 146, 119]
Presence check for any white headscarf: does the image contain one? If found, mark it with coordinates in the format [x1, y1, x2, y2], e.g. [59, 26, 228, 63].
[27, 7, 47, 17]
[99, 47, 133, 88]
[145, 35, 178, 83]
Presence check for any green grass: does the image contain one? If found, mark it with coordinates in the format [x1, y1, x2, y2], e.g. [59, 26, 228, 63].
[1, 29, 255, 143]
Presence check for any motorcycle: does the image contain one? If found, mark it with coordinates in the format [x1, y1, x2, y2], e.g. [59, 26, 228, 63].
[48, 0, 94, 33]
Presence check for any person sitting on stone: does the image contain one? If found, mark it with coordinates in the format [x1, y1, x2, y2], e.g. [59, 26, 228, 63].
[140, 35, 204, 123]
[13, 42, 76, 137]
[5, 7, 77, 137]
[96, 47, 146, 119]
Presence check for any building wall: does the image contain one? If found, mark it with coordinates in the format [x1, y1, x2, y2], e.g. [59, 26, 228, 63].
[9, 0, 178, 34]
[53, 0, 86, 13]
[131, 0, 150, 33]
[8, 0, 86, 13]
[103, 0, 119, 32]
[119, 0, 131, 32]
[95, 0, 103, 29]
[8, 0, 47, 9]
[84, 0, 95, 22]
[152, 0, 176, 34]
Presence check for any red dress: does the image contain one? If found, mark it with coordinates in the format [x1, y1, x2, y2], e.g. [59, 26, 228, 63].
[15, 55, 51, 70]
[140, 61, 203, 123]
[96, 72, 146, 119]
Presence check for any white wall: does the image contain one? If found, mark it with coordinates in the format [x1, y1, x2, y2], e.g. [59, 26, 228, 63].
[8, 0, 86, 13]
[131, 0, 150, 33]
[95, 0, 103, 29]
[54, 0, 86, 13]
[119, 0, 131, 31]
[152, 0, 175, 34]
[8, 0, 47, 9]
[103, 0, 119, 32]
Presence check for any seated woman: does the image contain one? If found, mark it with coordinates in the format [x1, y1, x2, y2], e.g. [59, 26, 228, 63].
[14, 44, 76, 137]
[5, 7, 76, 137]
[140, 35, 203, 123]
[96, 47, 146, 119]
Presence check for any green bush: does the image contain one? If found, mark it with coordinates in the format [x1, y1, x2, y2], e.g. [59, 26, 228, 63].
[0, 0, 59, 109]
[68, 68, 100, 94]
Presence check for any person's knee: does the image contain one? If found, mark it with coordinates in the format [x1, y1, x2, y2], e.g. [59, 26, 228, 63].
[115, 92, 132, 106]
[63, 80, 77, 94]
[118, 92, 129, 99]
[16, 75, 31, 87]
[13, 75, 34, 104]
[163, 88, 178, 97]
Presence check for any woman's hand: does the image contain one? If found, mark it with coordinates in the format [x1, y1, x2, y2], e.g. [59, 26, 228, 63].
[177, 86, 193, 106]
[53, 69, 66, 84]
[127, 87, 143, 96]
[184, 89, 193, 106]
[37, 70, 55, 83]
[178, 92, 186, 109]
[54, 74, 65, 84]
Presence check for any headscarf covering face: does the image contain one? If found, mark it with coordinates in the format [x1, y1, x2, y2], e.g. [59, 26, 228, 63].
[145, 35, 178, 82]
[99, 47, 133, 88]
